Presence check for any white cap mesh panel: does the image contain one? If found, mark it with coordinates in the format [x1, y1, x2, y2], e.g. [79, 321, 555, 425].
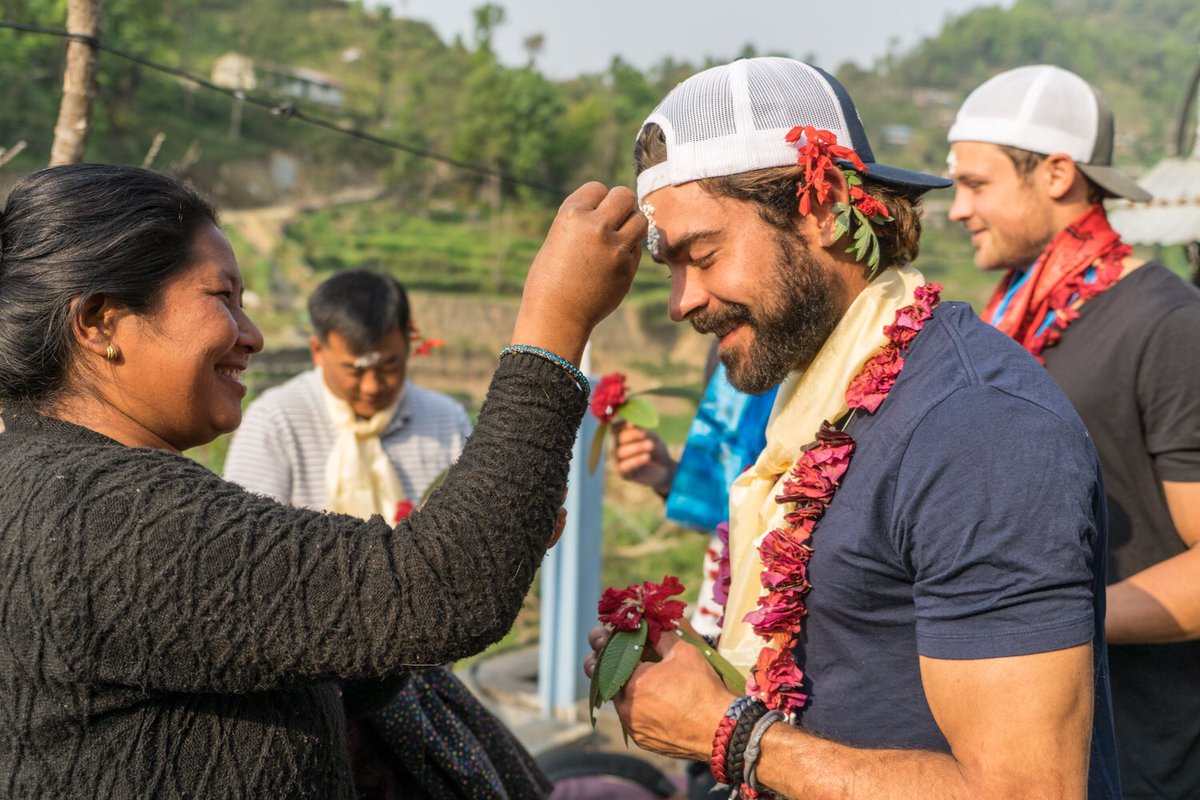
[948, 65, 1098, 162]
[636, 57, 852, 203]
[746, 59, 850, 146]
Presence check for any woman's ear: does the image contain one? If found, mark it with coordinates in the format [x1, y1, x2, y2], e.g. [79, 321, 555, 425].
[72, 294, 125, 362]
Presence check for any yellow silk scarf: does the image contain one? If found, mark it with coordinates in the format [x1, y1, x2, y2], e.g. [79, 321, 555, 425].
[719, 265, 925, 672]
[321, 378, 406, 521]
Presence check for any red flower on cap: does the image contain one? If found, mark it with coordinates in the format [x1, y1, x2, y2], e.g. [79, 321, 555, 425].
[850, 184, 891, 220]
[787, 125, 868, 215]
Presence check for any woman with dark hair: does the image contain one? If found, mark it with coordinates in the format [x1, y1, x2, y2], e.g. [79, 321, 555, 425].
[0, 164, 645, 798]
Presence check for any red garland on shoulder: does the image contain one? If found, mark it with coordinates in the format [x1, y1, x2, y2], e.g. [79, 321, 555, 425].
[741, 284, 942, 716]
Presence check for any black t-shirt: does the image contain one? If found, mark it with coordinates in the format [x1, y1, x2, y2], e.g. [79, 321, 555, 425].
[1041, 262, 1200, 799]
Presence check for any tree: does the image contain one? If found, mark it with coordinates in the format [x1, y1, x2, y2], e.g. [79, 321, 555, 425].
[522, 32, 544, 67]
[49, 0, 101, 165]
[471, 3, 505, 51]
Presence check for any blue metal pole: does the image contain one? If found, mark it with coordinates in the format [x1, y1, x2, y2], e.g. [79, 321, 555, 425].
[538, 374, 604, 720]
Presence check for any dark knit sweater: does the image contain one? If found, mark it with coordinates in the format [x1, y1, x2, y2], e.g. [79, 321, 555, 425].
[0, 353, 584, 799]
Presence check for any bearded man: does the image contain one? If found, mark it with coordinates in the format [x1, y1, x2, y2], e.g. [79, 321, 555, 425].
[949, 65, 1200, 799]
[587, 57, 1119, 799]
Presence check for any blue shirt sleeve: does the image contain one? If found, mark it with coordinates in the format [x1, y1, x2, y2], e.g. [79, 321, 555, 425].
[892, 385, 1101, 660]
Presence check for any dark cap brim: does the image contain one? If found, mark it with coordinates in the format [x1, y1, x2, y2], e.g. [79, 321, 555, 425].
[839, 159, 953, 193]
[1077, 164, 1152, 202]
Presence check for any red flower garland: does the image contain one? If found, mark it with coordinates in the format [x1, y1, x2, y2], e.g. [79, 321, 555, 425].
[733, 283, 942, 717]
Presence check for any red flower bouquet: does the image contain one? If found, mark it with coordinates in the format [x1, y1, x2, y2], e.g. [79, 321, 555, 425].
[587, 372, 700, 473]
[589, 576, 745, 730]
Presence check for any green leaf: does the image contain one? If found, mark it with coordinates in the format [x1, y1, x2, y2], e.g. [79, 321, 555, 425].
[677, 629, 747, 695]
[832, 217, 849, 242]
[588, 422, 609, 474]
[632, 386, 704, 403]
[596, 622, 648, 702]
[589, 646, 603, 728]
[846, 172, 862, 186]
[616, 396, 659, 430]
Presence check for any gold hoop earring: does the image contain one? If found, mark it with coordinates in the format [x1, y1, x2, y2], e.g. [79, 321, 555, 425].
[105, 344, 118, 362]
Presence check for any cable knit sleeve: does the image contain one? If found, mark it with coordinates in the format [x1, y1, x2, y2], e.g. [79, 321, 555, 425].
[18, 353, 585, 693]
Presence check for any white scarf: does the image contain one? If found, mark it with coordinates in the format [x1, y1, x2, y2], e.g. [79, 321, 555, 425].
[321, 378, 406, 521]
[719, 265, 925, 672]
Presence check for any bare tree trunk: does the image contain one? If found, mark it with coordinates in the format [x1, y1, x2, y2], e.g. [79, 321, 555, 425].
[49, 0, 102, 166]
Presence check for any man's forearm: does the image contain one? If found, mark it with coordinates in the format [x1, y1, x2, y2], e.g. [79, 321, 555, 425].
[1107, 545, 1200, 644]
[753, 724, 1075, 800]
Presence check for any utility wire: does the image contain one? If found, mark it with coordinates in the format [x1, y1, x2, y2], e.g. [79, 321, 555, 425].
[0, 20, 570, 198]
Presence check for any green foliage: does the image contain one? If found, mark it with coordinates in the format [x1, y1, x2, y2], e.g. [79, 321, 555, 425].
[616, 396, 659, 429]
[7, 0, 1192, 197]
[286, 201, 550, 294]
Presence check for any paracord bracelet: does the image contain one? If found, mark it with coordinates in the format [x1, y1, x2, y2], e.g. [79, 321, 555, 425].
[499, 344, 588, 394]
[743, 709, 787, 793]
[710, 714, 739, 785]
[711, 695, 760, 786]
[723, 698, 769, 787]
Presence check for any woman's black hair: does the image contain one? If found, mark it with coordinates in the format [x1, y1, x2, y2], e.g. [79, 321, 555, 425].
[0, 163, 218, 409]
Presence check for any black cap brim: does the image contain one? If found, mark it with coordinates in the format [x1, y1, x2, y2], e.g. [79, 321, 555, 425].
[856, 161, 954, 193]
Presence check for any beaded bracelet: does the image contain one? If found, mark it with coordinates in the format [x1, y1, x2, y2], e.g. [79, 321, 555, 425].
[710, 695, 764, 786]
[723, 699, 770, 786]
[499, 344, 589, 393]
[743, 709, 787, 793]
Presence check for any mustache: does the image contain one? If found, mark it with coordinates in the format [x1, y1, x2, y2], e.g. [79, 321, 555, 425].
[690, 304, 753, 336]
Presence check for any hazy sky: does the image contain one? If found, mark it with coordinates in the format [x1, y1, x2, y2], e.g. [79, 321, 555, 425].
[381, 0, 1016, 79]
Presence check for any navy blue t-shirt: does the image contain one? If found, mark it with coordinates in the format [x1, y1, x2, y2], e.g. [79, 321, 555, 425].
[793, 302, 1119, 798]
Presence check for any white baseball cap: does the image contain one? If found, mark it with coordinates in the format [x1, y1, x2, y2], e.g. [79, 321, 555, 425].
[948, 65, 1151, 202]
[636, 57, 952, 205]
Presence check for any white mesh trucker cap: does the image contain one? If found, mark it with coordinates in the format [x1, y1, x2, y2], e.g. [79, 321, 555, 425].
[635, 57, 953, 204]
[948, 65, 1151, 202]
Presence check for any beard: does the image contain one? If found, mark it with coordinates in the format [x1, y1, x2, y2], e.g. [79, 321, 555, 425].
[691, 235, 843, 395]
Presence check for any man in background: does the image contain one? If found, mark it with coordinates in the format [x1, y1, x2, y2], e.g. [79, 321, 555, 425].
[225, 268, 470, 518]
[948, 64, 1200, 798]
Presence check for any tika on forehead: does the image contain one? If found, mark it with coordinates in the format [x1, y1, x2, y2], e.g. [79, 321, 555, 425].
[352, 351, 384, 369]
[641, 204, 661, 260]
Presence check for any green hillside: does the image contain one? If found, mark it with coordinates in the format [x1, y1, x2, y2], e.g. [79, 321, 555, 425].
[2, 0, 1196, 316]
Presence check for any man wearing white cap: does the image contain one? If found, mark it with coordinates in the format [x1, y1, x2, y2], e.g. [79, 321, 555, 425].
[587, 57, 1118, 799]
[948, 64, 1200, 799]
